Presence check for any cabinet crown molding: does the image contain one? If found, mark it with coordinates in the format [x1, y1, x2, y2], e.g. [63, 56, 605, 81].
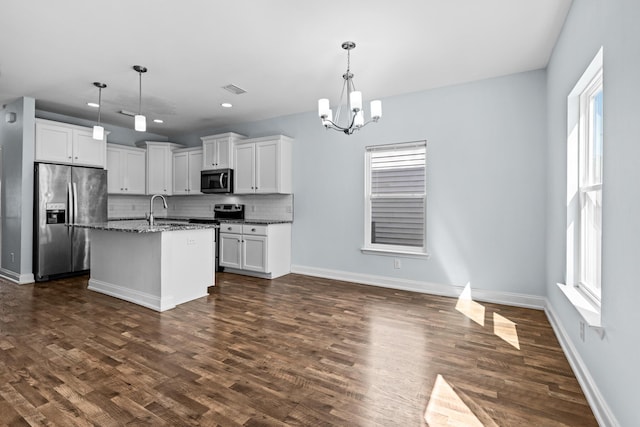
[200, 132, 247, 142]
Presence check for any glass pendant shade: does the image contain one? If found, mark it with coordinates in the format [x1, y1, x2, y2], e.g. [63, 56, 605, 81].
[92, 125, 104, 140]
[318, 98, 330, 118]
[354, 110, 364, 127]
[370, 100, 382, 120]
[135, 114, 146, 132]
[350, 91, 362, 111]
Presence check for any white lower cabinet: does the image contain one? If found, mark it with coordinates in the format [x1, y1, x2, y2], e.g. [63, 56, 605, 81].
[219, 223, 290, 278]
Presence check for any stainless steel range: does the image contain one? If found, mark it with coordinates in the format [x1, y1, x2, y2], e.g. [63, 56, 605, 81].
[189, 204, 244, 272]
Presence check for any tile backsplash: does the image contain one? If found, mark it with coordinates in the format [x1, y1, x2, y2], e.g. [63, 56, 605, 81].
[108, 193, 293, 221]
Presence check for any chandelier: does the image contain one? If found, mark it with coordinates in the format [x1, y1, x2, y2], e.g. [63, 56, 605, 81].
[318, 41, 382, 135]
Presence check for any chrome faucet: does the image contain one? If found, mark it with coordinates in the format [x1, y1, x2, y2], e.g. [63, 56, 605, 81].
[148, 194, 168, 226]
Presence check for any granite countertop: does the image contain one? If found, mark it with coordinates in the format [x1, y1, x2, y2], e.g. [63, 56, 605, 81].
[108, 216, 293, 225]
[74, 220, 218, 234]
[216, 219, 292, 225]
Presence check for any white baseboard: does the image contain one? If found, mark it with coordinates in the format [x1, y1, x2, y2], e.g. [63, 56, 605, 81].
[0, 268, 35, 285]
[88, 278, 174, 312]
[544, 302, 619, 427]
[290, 265, 546, 309]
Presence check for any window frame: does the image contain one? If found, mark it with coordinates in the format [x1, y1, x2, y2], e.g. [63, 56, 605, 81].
[577, 70, 603, 305]
[563, 47, 604, 325]
[362, 140, 428, 257]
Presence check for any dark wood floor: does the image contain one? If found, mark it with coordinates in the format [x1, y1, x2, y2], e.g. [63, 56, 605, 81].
[0, 272, 597, 426]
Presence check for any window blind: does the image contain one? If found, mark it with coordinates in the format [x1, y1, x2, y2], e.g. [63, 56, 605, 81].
[368, 144, 426, 248]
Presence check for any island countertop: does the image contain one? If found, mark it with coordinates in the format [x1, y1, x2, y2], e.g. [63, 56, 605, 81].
[74, 220, 218, 234]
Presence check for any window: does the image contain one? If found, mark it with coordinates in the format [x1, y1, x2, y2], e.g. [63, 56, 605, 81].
[363, 141, 427, 256]
[565, 47, 603, 316]
[578, 72, 603, 303]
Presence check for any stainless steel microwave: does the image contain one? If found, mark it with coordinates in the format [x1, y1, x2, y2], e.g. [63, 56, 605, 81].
[201, 168, 233, 193]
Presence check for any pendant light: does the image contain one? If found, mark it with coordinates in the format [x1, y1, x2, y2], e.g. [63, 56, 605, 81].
[92, 82, 107, 140]
[318, 41, 382, 135]
[133, 65, 147, 132]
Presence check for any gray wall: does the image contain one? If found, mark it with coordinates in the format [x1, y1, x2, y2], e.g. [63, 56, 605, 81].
[0, 97, 35, 282]
[177, 69, 548, 298]
[546, 0, 639, 425]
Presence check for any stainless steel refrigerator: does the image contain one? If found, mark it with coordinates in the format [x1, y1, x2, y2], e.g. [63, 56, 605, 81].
[34, 163, 107, 281]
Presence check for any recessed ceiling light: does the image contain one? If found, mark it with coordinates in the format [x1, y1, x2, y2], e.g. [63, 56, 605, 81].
[153, 119, 164, 123]
[221, 103, 233, 108]
[87, 102, 99, 108]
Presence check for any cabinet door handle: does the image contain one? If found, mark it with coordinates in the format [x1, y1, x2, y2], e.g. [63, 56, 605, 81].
[227, 227, 232, 231]
[251, 228, 256, 232]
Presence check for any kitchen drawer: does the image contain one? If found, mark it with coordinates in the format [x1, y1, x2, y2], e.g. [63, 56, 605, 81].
[220, 223, 243, 234]
[242, 224, 268, 236]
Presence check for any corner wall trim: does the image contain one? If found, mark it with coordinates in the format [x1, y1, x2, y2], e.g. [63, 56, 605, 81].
[289, 265, 546, 309]
[0, 268, 35, 285]
[544, 301, 619, 427]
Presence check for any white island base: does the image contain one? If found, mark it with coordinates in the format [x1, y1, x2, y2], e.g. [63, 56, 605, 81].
[88, 227, 214, 312]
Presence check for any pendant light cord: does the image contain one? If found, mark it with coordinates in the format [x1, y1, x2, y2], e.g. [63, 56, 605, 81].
[97, 87, 102, 125]
[138, 71, 142, 115]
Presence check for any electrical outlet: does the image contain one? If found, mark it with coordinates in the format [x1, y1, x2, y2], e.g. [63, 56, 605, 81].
[394, 258, 401, 269]
[10, 252, 14, 262]
[579, 321, 585, 341]
[187, 239, 196, 245]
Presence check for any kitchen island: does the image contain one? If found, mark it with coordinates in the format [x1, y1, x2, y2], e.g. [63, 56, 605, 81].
[76, 220, 216, 312]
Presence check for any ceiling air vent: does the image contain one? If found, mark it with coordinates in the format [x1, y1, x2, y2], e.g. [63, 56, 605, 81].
[222, 84, 247, 95]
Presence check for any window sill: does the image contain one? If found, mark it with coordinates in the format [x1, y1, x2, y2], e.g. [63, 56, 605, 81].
[360, 248, 431, 259]
[556, 282, 604, 338]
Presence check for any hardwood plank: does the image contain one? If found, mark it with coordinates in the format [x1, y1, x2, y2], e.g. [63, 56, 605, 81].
[0, 272, 598, 426]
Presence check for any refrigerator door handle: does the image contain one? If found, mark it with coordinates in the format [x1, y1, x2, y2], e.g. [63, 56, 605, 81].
[67, 182, 74, 226]
[72, 182, 78, 225]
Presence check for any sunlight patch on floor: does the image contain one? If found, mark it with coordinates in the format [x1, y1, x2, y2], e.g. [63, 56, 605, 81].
[454, 283, 522, 351]
[455, 283, 485, 326]
[493, 312, 520, 350]
[424, 374, 484, 427]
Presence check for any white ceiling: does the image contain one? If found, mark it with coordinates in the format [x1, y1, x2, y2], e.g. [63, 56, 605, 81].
[0, 0, 571, 137]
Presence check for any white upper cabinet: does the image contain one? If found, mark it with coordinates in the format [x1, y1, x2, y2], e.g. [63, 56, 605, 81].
[233, 135, 293, 194]
[172, 147, 203, 195]
[35, 118, 106, 168]
[136, 141, 185, 195]
[106, 144, 146, 194]
[201, 132, 246, 170]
